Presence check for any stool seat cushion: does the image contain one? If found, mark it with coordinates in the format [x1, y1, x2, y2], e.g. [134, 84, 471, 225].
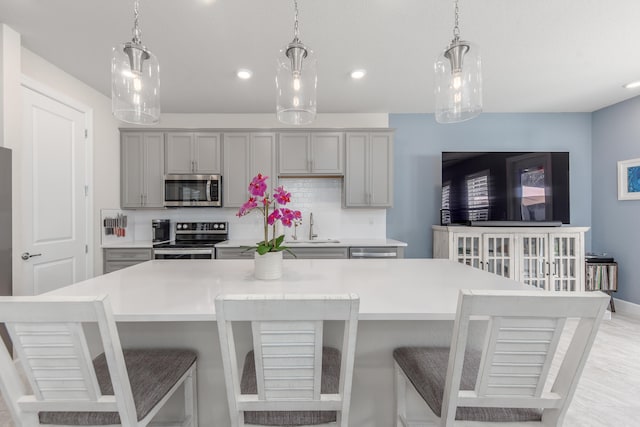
[240, 346, 340, 426]
[393, 347, 543, 423]
[39, 349, 197, 425]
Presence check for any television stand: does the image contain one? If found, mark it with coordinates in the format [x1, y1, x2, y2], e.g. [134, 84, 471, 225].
[468, 221, 563, 227]
[433, 225, 589, 291]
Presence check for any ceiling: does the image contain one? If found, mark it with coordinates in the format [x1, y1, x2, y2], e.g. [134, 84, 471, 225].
[2, 0, 640, 115]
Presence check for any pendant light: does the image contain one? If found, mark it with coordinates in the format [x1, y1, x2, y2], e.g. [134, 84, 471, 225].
[276, 0, 317, 125]
[434, 0, 482, 124]
[111, 0, 160, 125]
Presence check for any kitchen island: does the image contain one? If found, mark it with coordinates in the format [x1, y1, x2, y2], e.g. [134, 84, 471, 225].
[48, 258, 532, 426]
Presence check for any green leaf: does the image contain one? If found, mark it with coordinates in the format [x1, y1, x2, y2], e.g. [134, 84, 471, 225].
[257, 244, 270, 255]
[274, 234, 285, 247]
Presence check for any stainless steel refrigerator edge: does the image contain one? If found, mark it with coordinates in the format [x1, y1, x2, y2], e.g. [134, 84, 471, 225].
[0, 147, 12, 351]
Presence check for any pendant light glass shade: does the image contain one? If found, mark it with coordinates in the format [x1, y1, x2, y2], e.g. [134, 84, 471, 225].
[434, 40, 482, 124]
[111, 42, 160, 125]
[276, 42, 317, 125]
[111, 0, 160, 125]
[276, 0, 317, 125]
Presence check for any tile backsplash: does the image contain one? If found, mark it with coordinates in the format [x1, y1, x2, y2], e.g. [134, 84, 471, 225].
[124, 178, 386, 242]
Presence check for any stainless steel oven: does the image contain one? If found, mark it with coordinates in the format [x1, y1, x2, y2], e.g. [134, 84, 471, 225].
[153, 221, 228, 260]
[164, 174, 222, 207]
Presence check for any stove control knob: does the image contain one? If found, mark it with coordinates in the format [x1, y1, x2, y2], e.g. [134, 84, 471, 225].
[213, 224, 219, 229]
[219, 223, 225, 229]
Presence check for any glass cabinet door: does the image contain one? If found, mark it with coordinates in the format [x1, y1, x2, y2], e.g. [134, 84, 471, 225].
[483, 234, 515, 278]
[550, 234, 580, 291]
[520, 234, 548, 289]
[455, 234, 482, 269]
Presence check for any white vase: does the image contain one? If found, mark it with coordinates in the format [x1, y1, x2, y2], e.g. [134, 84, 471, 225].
[254, 251, 283, 280]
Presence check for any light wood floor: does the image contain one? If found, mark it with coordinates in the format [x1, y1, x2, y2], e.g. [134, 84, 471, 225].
[1, 313, 639, 426]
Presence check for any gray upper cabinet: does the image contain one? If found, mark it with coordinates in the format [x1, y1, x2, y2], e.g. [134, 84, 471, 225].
[121, 132, 165, 209]
[345, 131, 394, 208]
[278, 132, 344, 175]
[223, 132, 276, 207]
[165, 132, 221, 174]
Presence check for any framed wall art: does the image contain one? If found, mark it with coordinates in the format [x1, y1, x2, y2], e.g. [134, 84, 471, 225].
[618, 158, 640, 200]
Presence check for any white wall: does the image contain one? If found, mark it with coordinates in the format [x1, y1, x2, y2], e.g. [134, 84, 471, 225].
[0, 24, 21, 149]
[1, 24, 23, 295]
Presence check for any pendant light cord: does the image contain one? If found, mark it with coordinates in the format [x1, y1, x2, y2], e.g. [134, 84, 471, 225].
[293, 0, 300, 39]
[452, 0, 460, 41]
[132, 0, 142, 44]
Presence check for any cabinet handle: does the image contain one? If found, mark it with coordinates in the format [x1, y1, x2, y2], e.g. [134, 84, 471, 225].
[546, 261, 550, 276]
[140, 194, 143, 206]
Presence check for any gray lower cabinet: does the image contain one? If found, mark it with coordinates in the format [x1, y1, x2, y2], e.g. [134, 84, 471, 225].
[216, 247, 348, 260]
[103, 248, 153, 274]
[121, 132, 165, 208]
[215, 247, 255, 260]
[285, 247, 348, 259]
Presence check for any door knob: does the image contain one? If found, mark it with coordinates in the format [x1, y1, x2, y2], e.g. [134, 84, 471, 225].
[21, 252, 42, 260]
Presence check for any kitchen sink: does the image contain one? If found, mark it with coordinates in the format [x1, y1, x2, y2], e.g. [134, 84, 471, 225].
[285, 239, 340, 244]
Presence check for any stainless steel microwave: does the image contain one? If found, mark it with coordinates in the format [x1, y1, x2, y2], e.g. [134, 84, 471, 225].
[163, 174, 222, 207]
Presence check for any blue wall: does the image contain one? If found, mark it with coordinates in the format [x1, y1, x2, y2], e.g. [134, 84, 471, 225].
[387, 113, 593, 258]
[592, 97, 640, 305]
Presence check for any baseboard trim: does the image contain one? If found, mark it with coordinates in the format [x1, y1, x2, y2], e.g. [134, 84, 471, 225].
[612, 298, 640, 319]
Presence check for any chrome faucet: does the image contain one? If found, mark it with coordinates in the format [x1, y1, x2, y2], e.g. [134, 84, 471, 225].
[309, 212, 318, 240]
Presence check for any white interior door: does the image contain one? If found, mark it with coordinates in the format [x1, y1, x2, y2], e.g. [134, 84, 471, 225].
[20, 86, 88, 295]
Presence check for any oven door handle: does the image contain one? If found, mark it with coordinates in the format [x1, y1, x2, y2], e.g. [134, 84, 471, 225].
[154, 249, 214, 256]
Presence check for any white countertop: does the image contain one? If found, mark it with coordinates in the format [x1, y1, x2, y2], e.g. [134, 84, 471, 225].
[48, 258, 531, 321]
[101, 239, 407, 249]
[216, 238, 407, 248]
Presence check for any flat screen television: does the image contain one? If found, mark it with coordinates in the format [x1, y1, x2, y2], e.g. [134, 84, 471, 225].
[441, 152, 570, 225]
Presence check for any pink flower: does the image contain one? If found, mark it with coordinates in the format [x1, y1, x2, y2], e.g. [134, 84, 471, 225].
[249, 173, 268, 197]
[274, 186, 291, 205]
[267, 209, 282, 225]
[237, 197, 258, 217]
[237, 173, 302, 253]
[279, 208, 301, 227]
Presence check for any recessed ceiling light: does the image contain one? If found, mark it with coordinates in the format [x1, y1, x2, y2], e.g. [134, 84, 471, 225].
[237, 69, 252, 80]
[350, 69, 366, 80]
[624, 81, 640, 89]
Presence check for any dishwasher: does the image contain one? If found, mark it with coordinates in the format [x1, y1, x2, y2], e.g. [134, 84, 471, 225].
[349, 247, 400, 259]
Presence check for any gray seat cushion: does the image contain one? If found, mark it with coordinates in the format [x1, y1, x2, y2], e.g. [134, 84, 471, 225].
[39, 349, 197, 425]
[393, 347, 543, 422]
[240, 347, 340, 426]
